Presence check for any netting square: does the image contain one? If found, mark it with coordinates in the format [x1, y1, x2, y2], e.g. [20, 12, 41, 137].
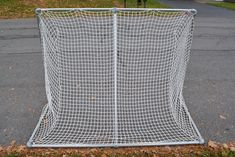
[28, 8, 204, 147]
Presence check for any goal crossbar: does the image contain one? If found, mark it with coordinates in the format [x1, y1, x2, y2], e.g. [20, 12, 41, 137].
[35, 8, 197, 12]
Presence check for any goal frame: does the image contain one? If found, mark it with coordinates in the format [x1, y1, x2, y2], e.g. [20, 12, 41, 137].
[28, 8, 204, 147]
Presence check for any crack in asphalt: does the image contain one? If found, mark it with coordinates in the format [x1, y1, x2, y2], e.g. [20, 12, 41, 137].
[0, 35, 39, 40]
[0, 51, 42, 55]
[0, 27, 38, 30]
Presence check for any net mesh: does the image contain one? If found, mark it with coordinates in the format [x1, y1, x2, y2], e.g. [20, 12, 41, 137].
[28, 9, 203, 147]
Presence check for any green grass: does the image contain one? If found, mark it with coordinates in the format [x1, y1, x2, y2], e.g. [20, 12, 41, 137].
[5, 152, 21, 157]
[0, 0, 37, 18]
[118, 0, 168, 8]
[0, 0, 168, 19]
[208, 2, 235, 11]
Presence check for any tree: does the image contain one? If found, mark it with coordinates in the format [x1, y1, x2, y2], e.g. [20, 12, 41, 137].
[137, 0, 142, 7]
[143, 0, 147, 8]
[124, 0, 126, 8]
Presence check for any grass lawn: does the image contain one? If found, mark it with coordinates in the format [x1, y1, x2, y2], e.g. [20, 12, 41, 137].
[0, 0, 167, 19]
[208, 2, 235, 11]
[118, 0, 168, 8]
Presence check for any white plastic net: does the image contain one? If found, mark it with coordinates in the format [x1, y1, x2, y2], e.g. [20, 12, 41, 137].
[28, 8, 204, 147]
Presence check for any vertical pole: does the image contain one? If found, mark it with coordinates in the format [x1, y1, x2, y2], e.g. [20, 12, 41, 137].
[113, 8, 118, 147]
[124, 0, 126, 8]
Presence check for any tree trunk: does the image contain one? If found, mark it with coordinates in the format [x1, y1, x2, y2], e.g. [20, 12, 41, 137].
[144, 0, 147, 8]
[137, 0, 142, 7]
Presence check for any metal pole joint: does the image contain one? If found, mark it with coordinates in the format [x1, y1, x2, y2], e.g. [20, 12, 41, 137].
[113, 8, 118, 13]
[35, 8, 41, 15]
[190, 9, 197, 15]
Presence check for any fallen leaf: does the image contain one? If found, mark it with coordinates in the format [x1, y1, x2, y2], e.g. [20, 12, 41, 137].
[10, 88, 15, 91]
[10, 140, 16, 146]
[17, 145, 26, 152]
[219, 115, 226, 120]
[223, 143, 228, 149]
[101, 154, 107, 157]
[45, 151, 51, 154]
[0, 146, 3, 151]
[208, 140, 218, 148]
[230, 147, 235, 151]
[228, 141, 235, 147]
[164, 146, 171, 150]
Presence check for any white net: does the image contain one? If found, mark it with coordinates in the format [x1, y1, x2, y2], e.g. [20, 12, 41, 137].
[28, 8, 204, 147]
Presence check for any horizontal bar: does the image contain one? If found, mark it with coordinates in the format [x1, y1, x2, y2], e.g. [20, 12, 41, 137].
[28, 140, 204, 148]
[35, 8, 197, 14]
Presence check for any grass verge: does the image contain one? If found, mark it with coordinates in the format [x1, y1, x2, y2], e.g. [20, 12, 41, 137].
[118, 0, 168, 8]
[207, 2, 235, 11]
[0, 0, 167, 19]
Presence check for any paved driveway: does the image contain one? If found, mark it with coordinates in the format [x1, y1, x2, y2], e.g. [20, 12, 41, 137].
[160, 0, 235, 142]
[0, 2, 235, 145]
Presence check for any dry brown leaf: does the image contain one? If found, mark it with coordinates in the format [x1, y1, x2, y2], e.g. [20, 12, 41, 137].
[0, 144, 233, 156]
[230, 146, 235, 151]
[223, 143, 229, 149]
[208, 140, 218, 148]
[101, 154, 107, 157]
[228, 141, 235, 147]
[45, 151, 51, 155]
[164, 146, 171, 150]
[0, 146, 3, 152]
[10, 140, 16, 146]
[17, 145, 26, 152]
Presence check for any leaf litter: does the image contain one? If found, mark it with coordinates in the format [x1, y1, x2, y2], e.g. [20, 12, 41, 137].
[0, 141, 235, 157]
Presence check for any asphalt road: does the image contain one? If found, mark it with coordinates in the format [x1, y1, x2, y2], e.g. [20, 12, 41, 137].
[0, 2, 235, 145]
